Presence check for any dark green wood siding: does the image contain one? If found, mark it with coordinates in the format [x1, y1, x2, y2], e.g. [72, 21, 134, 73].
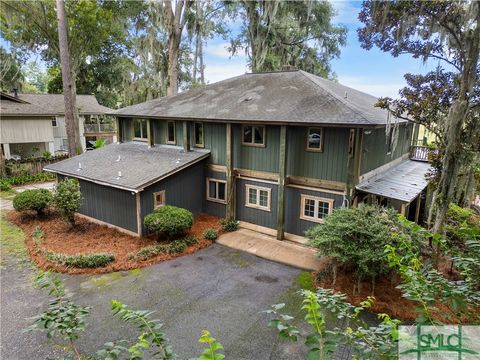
[285, 186, 343, 236]
[236, 178, 278, 229]
[119, 117, 135, 142]
[203, 122, 226, 165]
[233, 124, 280, 173]
[140, 160, 205, 234]
[361, 123, 411, 175]
[153, 120, 183, 146]
[76, 178, 138, 232]
[287, 127, 349, 182]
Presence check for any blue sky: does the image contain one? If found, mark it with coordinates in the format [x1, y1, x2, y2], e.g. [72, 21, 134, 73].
[203, 0, 441, 98]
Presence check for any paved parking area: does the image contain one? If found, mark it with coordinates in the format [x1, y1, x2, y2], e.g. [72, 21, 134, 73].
[1, 243, 311, 360]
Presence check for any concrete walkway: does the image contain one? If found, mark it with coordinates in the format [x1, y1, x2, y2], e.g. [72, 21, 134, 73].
[217, 228, 326, 271]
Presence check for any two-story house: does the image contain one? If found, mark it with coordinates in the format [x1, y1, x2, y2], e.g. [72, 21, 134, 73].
[45, 70, 431, 239]
[0, 91, 114, 159]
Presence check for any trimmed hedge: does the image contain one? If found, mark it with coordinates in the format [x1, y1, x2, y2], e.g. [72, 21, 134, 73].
[130, 236, 197, 260]
[203, 228, 218, 241]
[13, 189, 52, 215]
[44, 250, 115, 268]
[144, 205, 193, 238]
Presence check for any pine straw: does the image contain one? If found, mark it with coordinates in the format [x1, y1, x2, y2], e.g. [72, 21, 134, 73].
[313, 262, 477, 324]
[6, 210, 222, 275]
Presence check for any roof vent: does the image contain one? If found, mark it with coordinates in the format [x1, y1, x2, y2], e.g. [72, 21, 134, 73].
[116, 155, 121, 162]
[77, 162, 82, 171]
[243, 96, 253, 102]
[116, 171, 122, 180]
[344, 91, 348, 99]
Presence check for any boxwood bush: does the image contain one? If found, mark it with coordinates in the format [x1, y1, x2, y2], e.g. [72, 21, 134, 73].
[13, 189, 52, 215]
[203, 228, 218, 241]
[144, 205, 193, 239]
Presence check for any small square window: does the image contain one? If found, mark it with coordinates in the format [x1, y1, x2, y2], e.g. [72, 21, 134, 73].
[306, 128, 323, 151]
[300, 195, 333, 223]
[245, 185, 271, 211]
[52, 119, 57, 127]
[194, 122, 204, 147]
[242, 125, 265, 146]
[167, 121, 176, 144]
[153, 190, 165, 209]
[206, 178, 226, 203]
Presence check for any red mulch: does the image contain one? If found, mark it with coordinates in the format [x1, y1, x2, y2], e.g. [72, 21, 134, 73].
[313, 261, 476, 323]
[6, 210, 222, 275]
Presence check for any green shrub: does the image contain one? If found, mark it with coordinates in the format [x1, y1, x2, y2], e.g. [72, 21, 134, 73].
[220, 218, 239, 232]
[203, 228, 218, 241]
[306, 204, 425, 284]
[0, 180, 12, 191]
[131, 239, 189, 260]
[32, 226, 45, 239]
[13, 189, 52, 215]
[53, 178, 82, 226]
[44, 251, 114, 268]
[0, 172, 56, 187]
[144, 205, 193, 238]
[169, 240, 187, 253]
[182, 235, 199, 246]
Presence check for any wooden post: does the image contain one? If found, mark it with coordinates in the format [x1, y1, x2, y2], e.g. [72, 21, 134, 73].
[346, 128, 362, 204]
[147, 119, 154, 147]
[116, 118, 122, 143]
[226, 123, 235, 220]
[183, 121, 190, 152]
[415, 194, 422, 224]
[400, 203, 406, 216]
[412, 123, 420, 146]
[276, 125, 287, 240]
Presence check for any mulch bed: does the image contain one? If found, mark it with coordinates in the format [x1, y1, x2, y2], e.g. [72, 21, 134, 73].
[313, 261, 472, 323]
[5, 210, 222, 275]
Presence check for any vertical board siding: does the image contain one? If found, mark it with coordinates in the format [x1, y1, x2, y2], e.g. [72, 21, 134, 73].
[119, 117, 134, 142]
[152, 120, 183, 146]
[285, 186, 344, 236]
[76, 178, 138, 232]
[361, 123, 411, 175]
[140, 160, 205, 234]
[236, 178, 278, 229]
[287, 127, 349, 182]
[204, 122, 226, 165]
[202, 169, 227, 218]
[233, 124, 280, 173]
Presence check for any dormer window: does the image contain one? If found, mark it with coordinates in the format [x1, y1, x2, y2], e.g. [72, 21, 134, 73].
[242, 125, 265, 147]
[133, 119, 148, 140]
[306, 127, 323, 152]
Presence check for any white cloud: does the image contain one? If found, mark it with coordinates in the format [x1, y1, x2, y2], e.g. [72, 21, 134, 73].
[330, 0, 362, 25]
[337, 75, 405, 98]
[204, 42, 234, 59]
[204, 61, 248, 84]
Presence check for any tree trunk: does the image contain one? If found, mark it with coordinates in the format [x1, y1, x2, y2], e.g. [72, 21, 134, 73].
[56, 0, 79, 157]
[199, 37, 205, 84]
[167, 30, 180, 96]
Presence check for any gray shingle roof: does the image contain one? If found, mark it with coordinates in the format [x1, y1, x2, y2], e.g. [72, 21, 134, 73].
[113, 70, 400, 126]
[356, 160, 431, 203]
[44, 143, 210, 192]
[1, 92, 112, 116]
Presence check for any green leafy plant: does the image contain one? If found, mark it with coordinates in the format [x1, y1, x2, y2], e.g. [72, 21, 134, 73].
[12, 188, 52, 215]
[42, 150, 53, 159]
[0, 180, 12, 191]
[93, 138, 106, 149]
[203, 228, 218, 241]
[266, 289, 400, 360]
[0, 171, 56, 186]
[144, 205, 193, 239]
[25, 271, 91, 360]
[32, 225, 45, 247]
[306, 205, 424, 292]
[220, 218, 239, 232]
[52, 178, 82, 226]
[197, 330, 225, 360]
[183, 235, 199, 246]
[131, 239, 189, 261]
[43, 250, 115, 268]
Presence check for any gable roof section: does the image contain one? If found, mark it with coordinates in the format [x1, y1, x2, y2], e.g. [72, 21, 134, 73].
[1, 92, 112, 116]
[44, 143, 210, 192]
[113, 70, 401, 126]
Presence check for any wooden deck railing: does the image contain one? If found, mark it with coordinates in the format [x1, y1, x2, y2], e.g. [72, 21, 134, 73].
[410, 145, 437, 162]
[84, 123, 116, 133]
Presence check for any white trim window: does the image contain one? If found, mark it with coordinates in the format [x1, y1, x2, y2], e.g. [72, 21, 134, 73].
[153, 190, 166, 209]
[194, 122, 204, 147]
[207, 178, 226, 203]
[167, 121, 176, 144]
[300, 194, 334, 223]
[306, 127, 323, 151]
[242, 125, 265, 147]
[245, 184, 271, 211]
[52, 119, 58, 127]
[133, 119, 148, 140]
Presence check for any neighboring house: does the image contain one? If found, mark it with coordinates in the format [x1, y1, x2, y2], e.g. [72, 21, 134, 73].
[0, 91, 114, 159]
[45, 70, 431, 240]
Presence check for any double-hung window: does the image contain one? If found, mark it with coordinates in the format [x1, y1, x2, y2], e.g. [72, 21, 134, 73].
[207, 178, 226, 203]
[167, 121, 176, 144]
[300, 195, 333, 223]
[134, 119, 148, 140]
[242, 125, 265, 146]
[245, 185, 271, 211]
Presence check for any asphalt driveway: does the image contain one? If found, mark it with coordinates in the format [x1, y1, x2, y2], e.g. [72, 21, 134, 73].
[1, 242, 310, 359]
